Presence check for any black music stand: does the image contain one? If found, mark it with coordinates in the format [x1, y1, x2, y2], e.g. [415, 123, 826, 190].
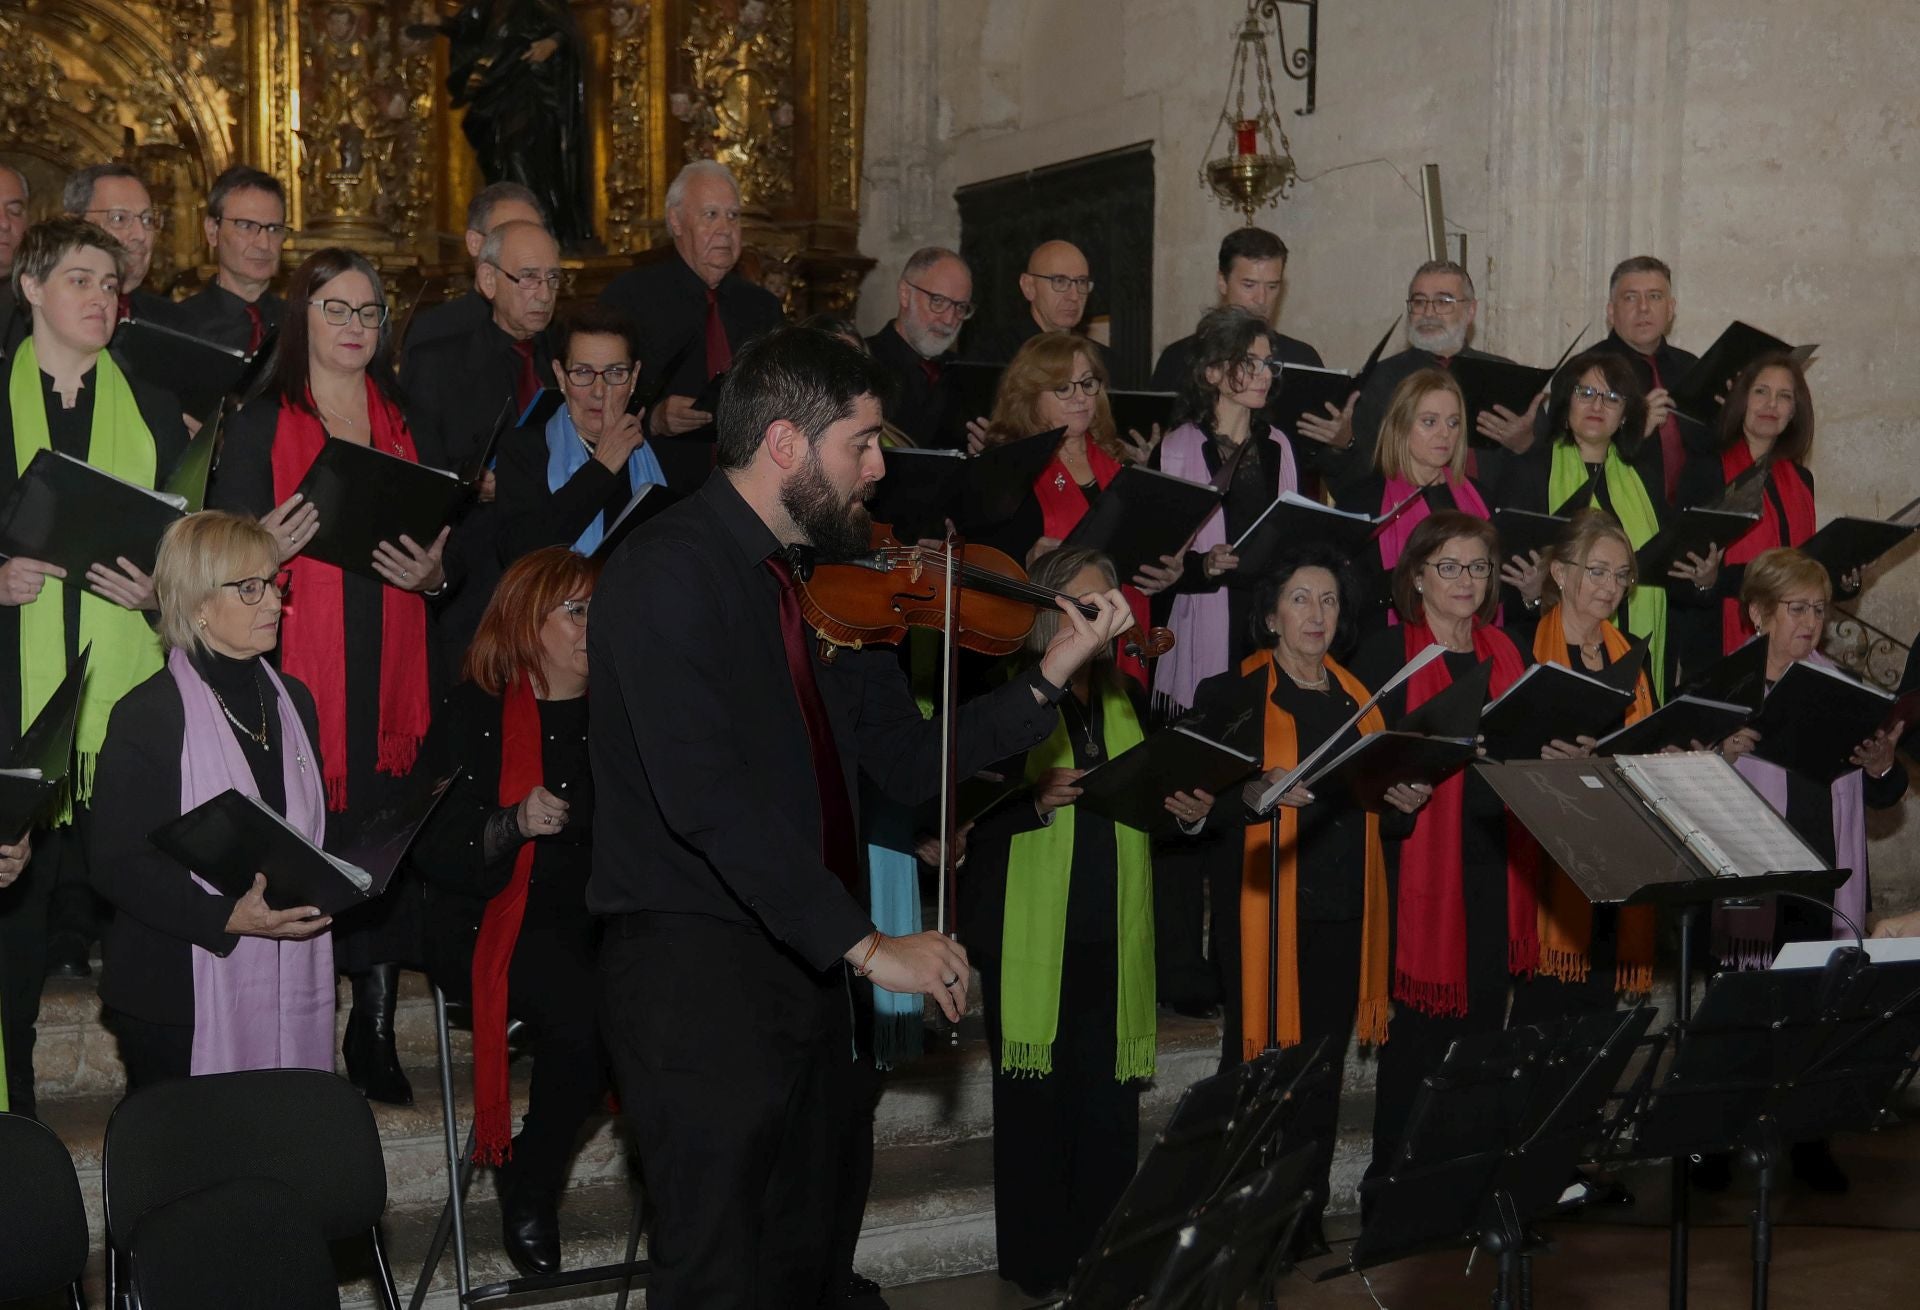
[1618, 948, 1920, 1310]
[1062, 1043, 1330, 1309]
[1347, 1007, 1655, 1310]
[1475, 756, 1847, 1310]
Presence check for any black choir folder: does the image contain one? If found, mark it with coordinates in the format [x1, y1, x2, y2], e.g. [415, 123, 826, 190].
[1596, 694, 1751, 757]
[1747, 659, 1895, 784]
[0, 648, 89, 842]
[1449, 328, 1583, 443]
[1062, 466, 1222, 580]
[291, 441, 477, 579]
[589, 482, 683, 561]
[1073, 726, 1259, 836]
[1106, 390, 1177, 441]
[869, 428, 1065, 539]
[1477, 647, 1645, 761]
[1488, 508, 1569, 565]
[1478, 752, 1836, 909]
[0, 449, 188, 580]
[151, 769, 457, 916]
[1230, 488, 1421, 576]
[1800, 515, 1920, 580]
[112, 317, 273, 421]
[1268, 364, 1354, 440]
[1634, 506, 1762, 579]
[1669, 321, 1818, 421]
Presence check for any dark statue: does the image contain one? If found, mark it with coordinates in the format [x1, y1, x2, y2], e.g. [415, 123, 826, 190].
[416, 0, 594, 246]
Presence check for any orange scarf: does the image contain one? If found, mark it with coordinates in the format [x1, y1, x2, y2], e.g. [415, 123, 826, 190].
[1530, 606, 1656, 994]
[1237, 650, 1390, 1059]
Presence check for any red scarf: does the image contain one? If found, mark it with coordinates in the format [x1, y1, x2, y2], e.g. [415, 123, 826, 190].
[1393, 620, 1538, 1016]
[1029, 439, 1150, 687]
[1719, 445, 1815, 652]
[469, 676, 541, 1164]
[270, 380, 431, 809]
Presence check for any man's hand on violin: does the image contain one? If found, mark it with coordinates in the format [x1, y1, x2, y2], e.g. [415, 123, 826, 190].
[1035, 587, 1134, 692]
[1132, 551, 1185, 595]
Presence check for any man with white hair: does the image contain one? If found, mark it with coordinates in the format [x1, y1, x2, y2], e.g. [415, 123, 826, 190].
[1300, 260, 1537, 491]
[599, 160, 785, 473]
[865, 245, 973, 448]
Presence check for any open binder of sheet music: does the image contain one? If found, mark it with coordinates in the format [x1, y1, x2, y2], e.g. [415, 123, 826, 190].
[1611, 752, 1826, 881]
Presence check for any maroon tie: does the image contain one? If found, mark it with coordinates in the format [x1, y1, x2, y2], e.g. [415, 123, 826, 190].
[1645, 353, 1683, 502]
[244, 301, 266, 355]
[918, 357, 941, 387]
[763, 555, 861, 899]
[510, 338, 539, 412]
[117, 293, 132, 322]
[704, 288, 732, 379]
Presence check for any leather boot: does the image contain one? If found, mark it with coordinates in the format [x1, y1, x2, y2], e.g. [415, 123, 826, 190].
[343, 964, 414, 1106]
[502, 1177, 561, 1276]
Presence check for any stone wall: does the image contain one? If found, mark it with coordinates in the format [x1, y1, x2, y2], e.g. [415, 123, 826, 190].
[859, 0, 1920, 911]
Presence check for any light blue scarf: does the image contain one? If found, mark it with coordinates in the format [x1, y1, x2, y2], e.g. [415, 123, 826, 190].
[543, 398, 666, 554]
[865, 797, 925, 1070]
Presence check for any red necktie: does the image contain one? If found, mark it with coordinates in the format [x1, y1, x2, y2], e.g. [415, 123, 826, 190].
[510, 338, 539, 412]
[763, 555, 861, 900]
[244, 302, 266, 355]
[117, 293, 132, 322]
[704, 288, 732, 379]
[1644, 353, 1683, 502]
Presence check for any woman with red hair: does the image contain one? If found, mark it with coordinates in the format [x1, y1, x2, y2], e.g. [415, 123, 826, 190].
[415, 545, 604, 1277]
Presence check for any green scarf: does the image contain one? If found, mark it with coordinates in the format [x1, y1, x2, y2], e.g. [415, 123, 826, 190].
[1000, 674, 1156, 1081]
[10, 340, 165, 812]
[1549, 440, 1668, 698]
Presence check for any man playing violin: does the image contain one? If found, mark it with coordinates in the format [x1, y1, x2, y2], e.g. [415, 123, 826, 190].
[587, 324, 1135, 1309]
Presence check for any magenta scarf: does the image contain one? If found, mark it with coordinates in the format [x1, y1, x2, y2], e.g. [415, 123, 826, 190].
[1711, 650, 1869, 970]
[1150, 421, 1296, 715]
[1376, 474, 1491, 626]
[170, 646, 335, 1075]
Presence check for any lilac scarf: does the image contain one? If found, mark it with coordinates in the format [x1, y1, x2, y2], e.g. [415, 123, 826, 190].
[170, 647, 335, 1075]
[1712, 650, 1869, 970]
[1151, 421, 1296, 716]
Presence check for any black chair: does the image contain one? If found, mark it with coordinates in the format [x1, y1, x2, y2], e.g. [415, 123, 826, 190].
[0, 1112, 88, 1308]
[102, 1069, 399, 1310]
[129, 1177, 339, 1310]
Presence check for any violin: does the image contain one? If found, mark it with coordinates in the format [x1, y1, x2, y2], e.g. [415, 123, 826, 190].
[796, 527, 1176, 659]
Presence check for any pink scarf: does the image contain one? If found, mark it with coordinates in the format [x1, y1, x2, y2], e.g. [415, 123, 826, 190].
[171, 647, 335, 1075]
[1712, 650, 1869, 969]
[1151, 422, 1296, 715]
[1376, 474, 1491, 626]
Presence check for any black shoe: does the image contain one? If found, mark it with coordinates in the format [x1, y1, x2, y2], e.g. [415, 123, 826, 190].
[343, 964, 414, 1106]
[1692, 1151, 1732, 1193]
[844, 1271, 889, 1306]
[45, 932, 91, 980]
[502, 1183, 561, 1276]
[1790, 1139, 1850, 1194]
[1285, 1212, 1331, 1262]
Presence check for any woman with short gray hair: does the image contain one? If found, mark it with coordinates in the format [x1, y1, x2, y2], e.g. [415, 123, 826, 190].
[90, 510, 334, 1090]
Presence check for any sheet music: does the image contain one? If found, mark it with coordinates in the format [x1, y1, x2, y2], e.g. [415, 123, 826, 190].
[1612, 752, 1826, 879]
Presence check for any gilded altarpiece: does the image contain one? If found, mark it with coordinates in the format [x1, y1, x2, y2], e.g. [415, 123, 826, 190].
[0, 0, 868, 313]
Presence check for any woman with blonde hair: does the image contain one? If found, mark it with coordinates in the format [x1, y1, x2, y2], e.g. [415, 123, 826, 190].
[1335, 368, 1491, 634]
[91, 511, 331, 1089]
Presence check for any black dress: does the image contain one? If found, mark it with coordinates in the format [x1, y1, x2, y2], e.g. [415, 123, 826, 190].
[415, 682, 605, 1195]
[961, 679, 1143, 1295]
[208, 397, 447, 971]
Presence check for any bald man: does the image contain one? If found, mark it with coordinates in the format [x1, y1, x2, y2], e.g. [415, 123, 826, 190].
[402, 219, 564, 668]
[966, 238, 1094, 364]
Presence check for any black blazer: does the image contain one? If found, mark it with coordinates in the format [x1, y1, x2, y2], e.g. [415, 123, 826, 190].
[866, 320, 959, 450]
[170, 283, 287, 354]
[598, 256, 785, 405]
[90, 665, 321, 1026]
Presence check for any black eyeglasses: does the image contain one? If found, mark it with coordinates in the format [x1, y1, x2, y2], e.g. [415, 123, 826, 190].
[1425, 558, 1492, 580]
[312, 298, 389, 328]
[214, 215, 291, 241]
[564, 363, 635, 388]
[490, 263, 564, 292]
[1027, 272, 1094, 295]
[222, 570, 292, 605]
[1047, 376, 1103, 400]
[904, 280, 975, 320]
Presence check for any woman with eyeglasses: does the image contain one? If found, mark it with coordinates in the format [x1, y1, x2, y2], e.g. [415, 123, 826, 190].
[1353, 511, 1551, 1176]
[975, 332, 1183, 685]
[496, 303, 665, 561]
[1672, 353, 1851, 682]
[1495, 348, 1710, 698]
[1334, 368, 1492, 636]
[1506, 510, 1658, 1026]
[210, 246, 449, 1106]
[90, 512, 333, 1090]
[1702, 548, 1907, 1193]
[0, 217, 189, 1111]
[415, 546, 605, 1275]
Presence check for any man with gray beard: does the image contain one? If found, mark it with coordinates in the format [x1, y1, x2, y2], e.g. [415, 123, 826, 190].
[865, 246, 973, 449]
[1301, 260, 1536, 492]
